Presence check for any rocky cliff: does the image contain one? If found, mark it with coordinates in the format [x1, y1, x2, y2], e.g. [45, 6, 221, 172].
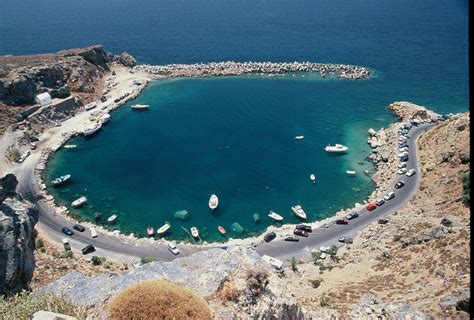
[0, 174, 38, 297]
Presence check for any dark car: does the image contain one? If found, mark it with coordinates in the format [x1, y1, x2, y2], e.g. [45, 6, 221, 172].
[400, 155, 409, 162]
[284, 235, 300, 242]
[338, 236, 353, 244]
[81, 244, 95, 255]
[345, 212, 359, 220]
[375, 198, 385, 206]
[336, 218, 349, 225]
[61, 227, 74, 236]
[264, 232, 276, 242]
[366, 203, 377, 211]
[395, 180, 405, 189]
[295, 224, 313, 232]
[73, 224, 85, 232]
[399, 143, 409, 148]
[293, 228, 309, 237]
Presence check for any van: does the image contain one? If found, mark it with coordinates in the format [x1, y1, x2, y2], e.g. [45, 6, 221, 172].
[90, 227, 98, 238]
[261, 254, 283, 271]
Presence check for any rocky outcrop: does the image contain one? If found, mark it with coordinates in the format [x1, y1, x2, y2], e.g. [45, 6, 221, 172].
[388, 101, 438, 122]
[29, 95, 83, 125]
[0, 174, 38, 297]
[115, 52, 137, 68]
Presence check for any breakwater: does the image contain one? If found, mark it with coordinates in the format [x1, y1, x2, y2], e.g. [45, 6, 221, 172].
[135, 61, 371, 79]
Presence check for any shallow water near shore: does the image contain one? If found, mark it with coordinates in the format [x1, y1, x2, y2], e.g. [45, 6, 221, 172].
[44, 75, 385, 241]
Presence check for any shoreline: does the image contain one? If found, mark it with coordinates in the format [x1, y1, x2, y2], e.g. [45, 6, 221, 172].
[1, 62, 442, 259]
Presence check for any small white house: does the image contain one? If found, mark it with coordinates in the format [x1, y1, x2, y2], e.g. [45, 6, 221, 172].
[34, 92, 52, 106]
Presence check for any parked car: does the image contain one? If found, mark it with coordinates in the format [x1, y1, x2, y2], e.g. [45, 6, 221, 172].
[400, 155, 409, 162]
[345, 212, 359, 220]
[319, 246, 331, 254]
[375, 198, 385, 206]
[338, 236, 353, 244]
[431, 118, 438, 123]
[398, 168, 408, 175]
[167, 242, 180, 255]
[293, 228, 309, 237]
[378, 218, 389, 224]
[284, 235, 300, 242]
[295, 224, 313, 232]
[399, 142, 409, 148]
[399, 147, 409, 152]
[366, 203, 377, 211]
[406, 168, 417, 177]
[264, 232, 277, 242]
[395, 180, 405, 189]
[61, 227, 74, 236]
[398, 162, 407, 168]
[72, 224, 85, 232]
[398, 151, 409, 157]
[336, 218, 349, 225]
[384, 191, 395, 201]
[81, 244, 95, 255]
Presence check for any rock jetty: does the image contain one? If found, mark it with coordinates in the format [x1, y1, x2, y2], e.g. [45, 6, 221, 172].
[135, 61, 372, 79]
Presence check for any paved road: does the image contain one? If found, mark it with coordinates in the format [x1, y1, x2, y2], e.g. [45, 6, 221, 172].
[255, 121, 435, 263]
[15, 120, 434, 265]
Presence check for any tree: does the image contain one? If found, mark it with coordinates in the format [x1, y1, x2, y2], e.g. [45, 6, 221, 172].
[290, 257, 298, 272]
[56, 86, 70, 98]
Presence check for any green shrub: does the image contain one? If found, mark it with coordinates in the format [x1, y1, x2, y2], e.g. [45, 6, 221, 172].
[140, 256, 157, 264]
[35, 239, 44, 249]
[60, 250, 73, 259]
[56, 86, 71, 98]
[462, 173, 470, 205]
[290, 257, 298, 272]
[320, 295, 331, 307]
[91, 256, 102, 266]
[329, 245, 338, 256]
[0, 291, 86, 319]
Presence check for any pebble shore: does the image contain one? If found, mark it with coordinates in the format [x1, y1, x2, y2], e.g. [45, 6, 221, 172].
[135, 61, 372, 79]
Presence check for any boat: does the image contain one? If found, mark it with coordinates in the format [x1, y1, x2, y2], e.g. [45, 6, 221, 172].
[268, 210, 284, 222]
[52, 174, 71, 187]
[310, 174, 316, 182]
[147, 227, 154, 236]
[131, 104, 150, 110]
[324, 144, 349, 153]
[190, 226, 199, 238]
[217, 225, 226, 235]
[71, 196, 87, 208]
[63, 144, 76, 149]
[107, 214, 117, 222]
[209, 194, 219, 210]
[291, 205, 307, 220]
[93, 212, 101, 220]
[346, 170, 357, 176]
[100, 113, 111, 124]
[82, 122, 102, 136]
[157, 222, 171, 235]
[294, 135, 304, 140]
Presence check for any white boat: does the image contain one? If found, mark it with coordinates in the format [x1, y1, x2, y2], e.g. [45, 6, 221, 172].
[291, 205, 307, 220]
[190, 226, 199, 238]
[324, 144, 349, 153]
[131, 104, 150, 110]
[346, 170, 357, 176]
[157, 222, 171, 235]
[107, 214, 117, 222]
[100, 113, 111, 124]
[310, 174, 316, 182]
[52, 174, 71, 187]
[294, 135, 304, 140]
[82, 123, 102, 136]
[209, 194, 219, 210]
[63, 144, 76, 149]
[268, 210, 284, 221]
[71, 196, 87, 208]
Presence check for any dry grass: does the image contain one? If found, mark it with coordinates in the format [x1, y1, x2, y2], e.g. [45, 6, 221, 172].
[106, 279, 211, 320]
[219, 281, 240, 302]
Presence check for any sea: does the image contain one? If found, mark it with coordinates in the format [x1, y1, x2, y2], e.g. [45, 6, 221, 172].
[0, 0, 468, 241]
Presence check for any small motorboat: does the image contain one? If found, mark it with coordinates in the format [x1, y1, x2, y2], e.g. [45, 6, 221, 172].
[294, 135, 304, 140]
[346, 170, 357, 176]
[291, 205, 307, 220]
[63, 144, 76, 149]
[268, 210, 284, 222]
[147, 227, 154, 236]
[107, 214, 117, 223]
[82, 122, 102, 137]
[131, 104, 150, 110]
[100, 113, 111, 124]
[190, 226, 199, 238]
[209, 194, 219, 210]
[157, 222, 171, 235]
[52, 174, 71, 187]
[310, 174, 316, 182]
[217, 225, 226, 235]
[324, 144, 349, 153]
[71, 196, 87, 208]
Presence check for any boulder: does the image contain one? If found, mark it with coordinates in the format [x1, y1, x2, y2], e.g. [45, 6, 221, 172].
[116, 52, 138, 68]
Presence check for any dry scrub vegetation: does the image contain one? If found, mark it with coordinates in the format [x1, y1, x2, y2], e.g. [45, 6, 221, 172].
[106, 279, 211, 320]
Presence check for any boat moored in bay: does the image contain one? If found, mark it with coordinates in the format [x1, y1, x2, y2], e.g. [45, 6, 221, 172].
[218, 225, 226, 235]
[107, 214, 117, 222]
[209, 194, 219, 210]
[268, 210, 284, 221]
[147, 227, 154, 236]
[82, 122, 102, 137]
[131, 104, 150, 110]
[294, 135, 304, 140]
[157, 222, 171, 235]
[346, 170, 357, 176]
[71, 196, 87, 208]
[52, 174, 71, 187]
[310, 174, 316, 182]
[324, 144, 349, 153]
[190, 226, 199, 238]
[291, 205, 307, 220]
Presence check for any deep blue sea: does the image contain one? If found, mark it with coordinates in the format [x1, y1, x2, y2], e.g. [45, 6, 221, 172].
[1, 0, 468, 241]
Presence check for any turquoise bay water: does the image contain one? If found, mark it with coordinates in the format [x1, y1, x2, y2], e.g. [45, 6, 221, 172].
[45, 76, 386, 240]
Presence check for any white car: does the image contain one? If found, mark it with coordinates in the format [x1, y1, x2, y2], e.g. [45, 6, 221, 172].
[397, 168, 407, 175]
[384, 191, 395, 201]
[167, 242, 180, 255]
[406, 168, 416, 177]
[398, 162, 407, 168]
[399, 147, 409, 152]
[319, 246, 331, 254]
[398, 152, 409, 157]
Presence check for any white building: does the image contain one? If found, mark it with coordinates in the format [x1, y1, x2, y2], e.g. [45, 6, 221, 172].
[34, 92, 52, 106]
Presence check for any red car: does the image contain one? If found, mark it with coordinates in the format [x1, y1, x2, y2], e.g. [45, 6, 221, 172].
[366, 203, 377, 211]
[336, 218, 349, 225]
[293, 228, 309, 237]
